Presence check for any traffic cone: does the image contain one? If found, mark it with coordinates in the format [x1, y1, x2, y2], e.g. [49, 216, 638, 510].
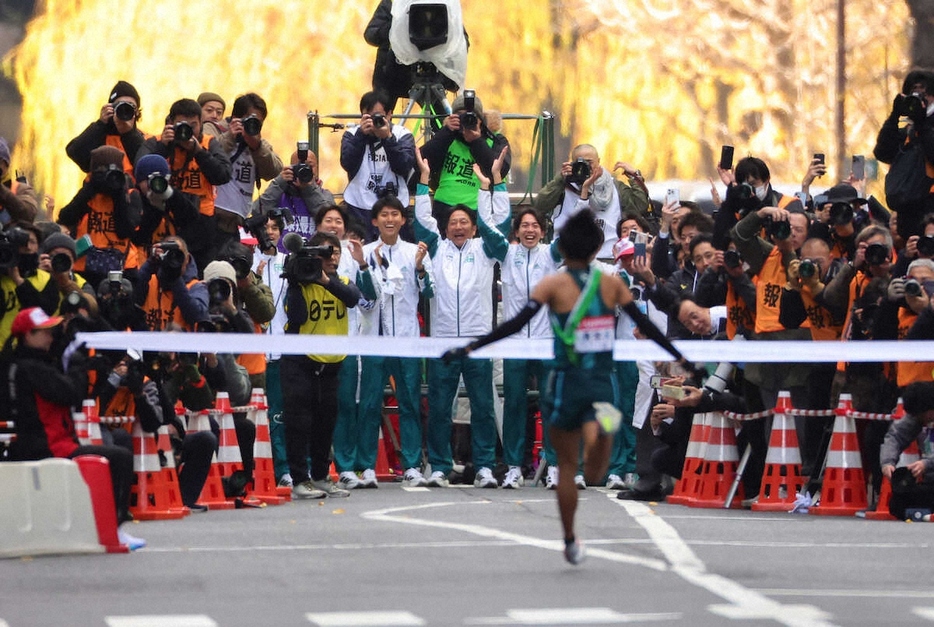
[187, 411, 235, 511]
[246, 388, 288, 505]
[810, 394, 868, 516]
[668, 412, 711, 506]
[689, 412, 744, 508]
[73, 411, 89, 445]
[753, 391, 805, 511]
[128, 421, 189, 520]
[83, 399, 103, 446]
[867, 398, 910, 521]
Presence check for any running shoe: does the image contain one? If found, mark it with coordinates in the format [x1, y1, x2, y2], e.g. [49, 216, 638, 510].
[402, 468, 428, 488]
[426, 471, 449, 488]
[502, 466, 524, 489]
[474, 467, 498, 488]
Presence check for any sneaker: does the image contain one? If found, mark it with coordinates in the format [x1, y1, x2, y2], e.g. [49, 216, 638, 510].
[311, 478, 351, 498]
[563, 539, 585, 565]
[426, 470, 449, 488]
[186, 503, 209, 513]
[574, 474, 587, 490]
[118, 529, 147, 551]
[474, 467, 498, 488]
[502, 466, 524, 489]
[360, 468, 379, 489]
[606, 474, 626, 490]
[292, 480, 327, 499]
[545, 466, 558, 490]
[402, 467, 428, 487]
[277, 474, 293, 489]
[338, 471, 364, 490]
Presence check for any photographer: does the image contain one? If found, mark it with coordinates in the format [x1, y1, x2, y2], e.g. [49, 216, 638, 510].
[65, 81, 145, 175]
[0, 137, 40, 224]
[253, 147, 334, 246]
[57, 145, 142, 290]
[879, 382, 934, 520]
[136, 98, 232, 276]
[809, 184, 872, 263]
[0, 222, 60, 346]
[873, 70, 934, 239]
[132, 154, 200, 256]
[892, 214, 934, 277]
[135, 236, 209, 331]
[213, 93, 283, 251]
[281, 231, 363, 499]
[340, 90, 416, 241]
[37, 231, 98, 312]
[421, 90, 510, 223]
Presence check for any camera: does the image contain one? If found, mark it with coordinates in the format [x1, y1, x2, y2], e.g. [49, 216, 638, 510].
[567, 158, 591, 186]
[195, 314, 231, 333]
[374, 180, 398, 199]
[371, 113, 387, 128]
[905, 278, 923, 297]
[763, 216, 791, 241]
[242, 115, 263, 137]
[243, 207, 294, 253]
[153, 240, 186, 277]
[113, 101, 136, 122]
[174, 121, 194, 142]
[724, 249, 743, 269]
[59, 290, 87, 316]
[898, 92, 927, 120]
[458, 89, 478, 130]
[51, 252, 72, 274]
[917, 235, 934, 257]
[829, 202, 854, 225]
[291, 163, 314, 185]
[726, 182, 761, 215]
[798, 259, 817, 279]
[283, 234, 333, 285]
[865, 243, 889, 266]
[91, 164, 127, 194]
[207, 278, 232, 307]
[148, 172, 169, 195]
[0, 226, 30, 270]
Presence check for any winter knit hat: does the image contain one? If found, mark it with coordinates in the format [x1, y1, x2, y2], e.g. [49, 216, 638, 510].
[197, 92, 226, 110]
[109, 80, 140, 106]
[202, 260, 237, 286]
[39, 232, 76, 257]
[134, 154, 170, 182]
[89, 146, 126, 172]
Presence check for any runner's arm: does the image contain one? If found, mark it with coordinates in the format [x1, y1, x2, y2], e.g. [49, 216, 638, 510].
[441, 300, 543, 362]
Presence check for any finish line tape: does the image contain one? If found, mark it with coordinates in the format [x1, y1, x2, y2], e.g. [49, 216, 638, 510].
[74, 332, 934, 364]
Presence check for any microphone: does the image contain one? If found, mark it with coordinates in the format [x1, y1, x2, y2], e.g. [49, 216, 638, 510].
[283, 232, 305, 254]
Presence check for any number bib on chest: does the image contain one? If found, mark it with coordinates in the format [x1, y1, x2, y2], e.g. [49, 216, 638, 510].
[574, 315, 615, 353]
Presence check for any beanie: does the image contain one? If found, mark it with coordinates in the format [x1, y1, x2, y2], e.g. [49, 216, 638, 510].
[197, 92, 226, 110]
[451, 92, 484, 117]
[39, 232, 76, 257]
[109, 80, 140, 106]
[0, 137, 10, 166]
[203, 260, 237, 286]
[89, 145, 125, 171]
[134, 154, 170, 182]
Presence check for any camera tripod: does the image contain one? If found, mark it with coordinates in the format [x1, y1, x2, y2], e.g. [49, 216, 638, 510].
[398, 63, 453, 140]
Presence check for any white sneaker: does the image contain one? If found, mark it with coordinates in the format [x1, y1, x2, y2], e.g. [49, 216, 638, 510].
[563, 538, 585, 565]
[402, 467, 428, 487]
[310, 478, 351, 498]
[277, 474, 293, 489]
[292, 480, 327, 499]
[502, 466, 524, 489]
[545, 466, 558, 490]
[427, 470, 449, 488]
[606, 474, 626, 490]
[574, 474, 587, 490]
[360, 468, 379, 489]
[338, 471, 363, 490]
[118, 529, 147, 551]
[474, 467, 498, 488]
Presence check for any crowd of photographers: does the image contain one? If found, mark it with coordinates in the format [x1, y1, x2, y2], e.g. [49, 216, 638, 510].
[2, 67, 934, 524]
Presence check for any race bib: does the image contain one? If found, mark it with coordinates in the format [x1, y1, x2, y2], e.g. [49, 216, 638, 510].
[574, 315, 615, 353]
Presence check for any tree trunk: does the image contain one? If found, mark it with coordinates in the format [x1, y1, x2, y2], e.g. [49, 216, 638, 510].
[907, 0, 934, 68]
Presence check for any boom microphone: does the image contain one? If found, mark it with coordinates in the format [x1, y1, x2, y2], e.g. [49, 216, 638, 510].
[283, 232, 305, 254]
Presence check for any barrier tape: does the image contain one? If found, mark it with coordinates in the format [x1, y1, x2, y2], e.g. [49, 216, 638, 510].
[99, 416, 134, 426]
[723, 409, 773, 421]
[723, 406, 894, 422]
[847, 410, 896, 421]
[74, 332, 934, 364]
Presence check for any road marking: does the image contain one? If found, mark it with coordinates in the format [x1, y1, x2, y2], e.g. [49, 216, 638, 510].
[362, 501, 668, 571]
[913, 607, 934, 620]
[464, 607, 681, 624]
[305, 611, 425, 626]
[613, 498, 838, 627]
[760, 589, 934, 599]
[106, 616, 217, 627]
[401, 486, 430, 492]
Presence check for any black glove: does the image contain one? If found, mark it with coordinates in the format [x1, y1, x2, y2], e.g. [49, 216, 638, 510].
[441, 345, 470, 364]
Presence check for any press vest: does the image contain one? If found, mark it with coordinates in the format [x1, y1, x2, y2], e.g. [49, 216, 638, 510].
[754, 247, 787, 334]
[141, 275, 201, 331]
[294, 279, 350, 364]
[168, 135, 216, 216]
[897, 307, 934, 386]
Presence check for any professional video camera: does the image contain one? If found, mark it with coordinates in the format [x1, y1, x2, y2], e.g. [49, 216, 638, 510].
[389, 0, 468, 93]
[566, 158, 591, 187]
[113, 101, 137, 122]
[91, 164, 127, 194]
[0, 227, 29, 270]
[281, 232, 333, 285]
[243, 207, 294, 253]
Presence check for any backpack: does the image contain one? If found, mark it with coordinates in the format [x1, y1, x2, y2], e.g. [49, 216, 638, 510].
[884, 140, 934, 209]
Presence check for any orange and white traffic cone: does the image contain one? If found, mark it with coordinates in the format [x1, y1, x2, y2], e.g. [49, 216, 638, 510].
[753, 392, 805, 511]
[867, 398, 911, 521]
[246, 388, 288, 505]
[129, 420, 189, 520]
[810, 394, 868, 516]
[73, 410, 89, 445]
[83, 399, 103, 446]
[187, 410, 235, 511]
[668, 412, 711, 506]
[689, 412, 744, 508]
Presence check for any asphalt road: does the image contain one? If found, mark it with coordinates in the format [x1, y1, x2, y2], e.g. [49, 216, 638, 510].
[2, 483, 934, 627]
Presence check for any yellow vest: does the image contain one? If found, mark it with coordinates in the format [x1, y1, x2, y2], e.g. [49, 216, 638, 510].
[288, 279, 349, 363]
[0, 270, 52, 345]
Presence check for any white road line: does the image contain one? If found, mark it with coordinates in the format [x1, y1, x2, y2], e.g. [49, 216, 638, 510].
[362, 501, 668, 571]
[305, 611, 425, 626]
[760, 589, 934, 599]
[106, 616, 217, 627]
[464, 607, 681, 625]
[401, 486, 430, 492]
[613, 498, 838, 627]
[913, 607, 934, 620]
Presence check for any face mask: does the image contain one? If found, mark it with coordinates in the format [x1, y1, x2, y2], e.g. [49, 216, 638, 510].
[755, 184, 768, 201]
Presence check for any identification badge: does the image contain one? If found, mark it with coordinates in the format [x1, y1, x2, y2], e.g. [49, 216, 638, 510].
[574, 315, 615, 353]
